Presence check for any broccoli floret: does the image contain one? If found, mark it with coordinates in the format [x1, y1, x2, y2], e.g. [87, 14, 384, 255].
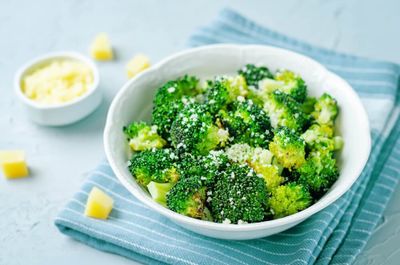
[123, 122, 166, 151]
[333, 136, 344, 150]
[300, 97, 317, 114]
[177, 150, 229, 185]
[170, 103, 229, 155]
[238, 64, 273, 87]
[128, 149, 179, 186]
[257, 78, 285, 94]
[202, 207, 214, 221]
[301, 124, 335, 150]
[297, 150, 339, 197]
[263, 90, 309, 132]
[147, 181, 174, 206]
[166, 176, 206, 218]
[210, 164, 268, 224]
[301, 123, 344, 152]
[218, 99, 273, 147]
[152, 76, 199, 138]
[257, 70, 307, 103]
[155, 75, 199, 101]
[225, 144, 284, 191]
[246, 88, 265, 107]
[204, 80, 229, 114]
[257, 165, 284, 191]
[247, 147, 284, 191]
[225, 75, 249, 99]
[205, 76, 248, 114]
[273, 70, 307, 102]
[152, 98, 185, 139]
[311, 93, 338, 126]
[269, 127, 306, 169]
[269, 183, 312, 218]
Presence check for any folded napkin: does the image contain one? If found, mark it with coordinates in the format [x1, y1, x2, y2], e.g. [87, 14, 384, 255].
[55, 8, 400, 265]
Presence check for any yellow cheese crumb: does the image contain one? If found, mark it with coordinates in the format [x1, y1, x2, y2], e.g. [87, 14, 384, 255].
[84, 187, 114, 219]
[22, 59, 93, 105]
[126, 54, 151, 78]
[90, 33, 113, 60]
[0, 151, 29, 179]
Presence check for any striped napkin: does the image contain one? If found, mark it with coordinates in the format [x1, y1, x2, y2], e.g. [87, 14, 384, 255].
[55, 8, 400, 265]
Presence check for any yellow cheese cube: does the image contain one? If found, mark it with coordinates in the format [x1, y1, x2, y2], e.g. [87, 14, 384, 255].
[84, 187, 114, 219]
[90, 33, 113, 61]
[126, 54, 151, 78]
[0, 151, 29, 179]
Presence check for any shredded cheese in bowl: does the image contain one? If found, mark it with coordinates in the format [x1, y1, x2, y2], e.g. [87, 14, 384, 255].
[21, 59, 94, 105]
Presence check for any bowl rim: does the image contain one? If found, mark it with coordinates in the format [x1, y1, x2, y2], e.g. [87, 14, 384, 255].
[14, 51, 100, 109]
[104, 43, 371, 231]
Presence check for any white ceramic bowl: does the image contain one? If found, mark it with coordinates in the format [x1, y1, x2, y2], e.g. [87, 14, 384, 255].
[15, 51, 102, 126]
[104, 44, 371, 240]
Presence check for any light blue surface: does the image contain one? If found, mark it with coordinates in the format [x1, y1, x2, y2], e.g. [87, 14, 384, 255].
[1, 1, 400, 265]
[54, 9, 400, 265]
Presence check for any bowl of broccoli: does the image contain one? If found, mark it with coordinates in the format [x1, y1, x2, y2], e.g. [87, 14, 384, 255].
[104, 44, 371, 240]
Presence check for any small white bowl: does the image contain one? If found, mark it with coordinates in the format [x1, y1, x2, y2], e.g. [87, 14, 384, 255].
[104, 44, 371, 240]
[15, 51, 102, 126]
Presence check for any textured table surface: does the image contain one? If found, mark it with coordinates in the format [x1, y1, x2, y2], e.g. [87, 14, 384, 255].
[1, 1, 399, 264]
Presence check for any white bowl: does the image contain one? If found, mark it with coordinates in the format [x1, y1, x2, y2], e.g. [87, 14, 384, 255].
[104, 44, 371, 240]
[15, 51, 102, 126]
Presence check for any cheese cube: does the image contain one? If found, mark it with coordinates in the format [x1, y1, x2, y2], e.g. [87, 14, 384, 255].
[126, 54, 151, 78]
[90, 33, 113, 61]
[84, 187, 114, 219]
[0, 151, 29, 179]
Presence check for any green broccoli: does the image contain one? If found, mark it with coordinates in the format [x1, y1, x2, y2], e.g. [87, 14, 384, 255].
[177, 150, 229, 185]
[333, 136, 344, 150]
[297, 150, 339, 197]
[204, 79, 229, 114]
[263, 90, 309, 132]
[269, 183, 312, 218]
[271, 155, 285, 175]
[225, 75, 248, 99]
[210, 163, 268, 224]
[258, 165, 283, 191]
[301, 123, 344, 152]
[273, 69, 307, 102]
[256, 69, 307, 103]
[147, 181, 174, 206]
[269, 127, 306, 169]
[225, 144, 284, 191]
[205, 76, 248, 114]
[202, 207, 214, 221]
[238, 64, 273, 87]
[170, 103, 229, 155]
[300, 97, 317, 114]
[246, 89, 265, 107]
[218, 99, 273, 147]
[301, 124, 334, 150]
[123, 122, 166, 151]
[152, 76, 199, 138]
[128, 149, 179, 186]
[311, 93, 338, 126]
[166, 176, 206, 219]
[247, 147, 284, 191]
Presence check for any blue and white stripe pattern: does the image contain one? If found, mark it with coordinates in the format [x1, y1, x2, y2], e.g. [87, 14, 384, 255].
[55, 9, 400, 265]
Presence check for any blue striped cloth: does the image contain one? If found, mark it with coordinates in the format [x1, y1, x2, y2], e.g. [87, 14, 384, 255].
[55, 9, 400, 265]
